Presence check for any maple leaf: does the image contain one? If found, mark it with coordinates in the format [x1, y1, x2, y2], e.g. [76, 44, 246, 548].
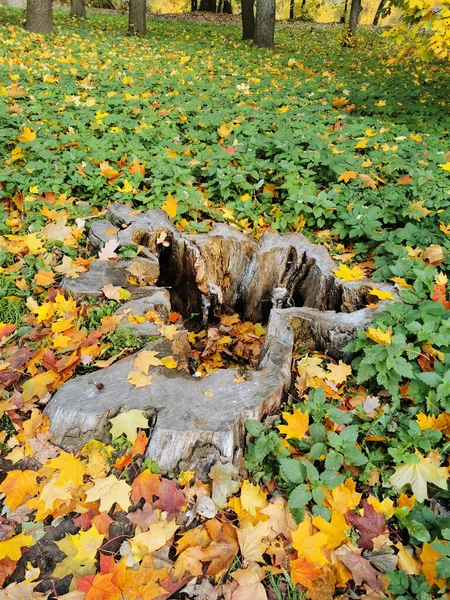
[335, 544, 381, 592]
[131, 519, 178, 554]
[276, 407, 309, 441]
[46, 451, 85, 488]
[420, 542, 446, 588]
[133, 350, 162, 373]
[312, 511, 350, 549]
[70, 526, 105, 561]
[365, 326, 392, 345]
[337, 170, 357, 183]
[152, 478, 186, 519]
[101, 284, 129, 301]
[109, 409, 148, 444]
[292, 517, 329, 567]
[0, 470, 39, 510]
[130, 470, 162, 504]
[346, 500, 387, 549]
[333, 264, 364, 281]
[85, 475, 131, 512]
[122, 555, 167, 599]
[158, 324, 177, 340]
[324, 478, 362, 514]
[160, 355, 177, 369]
[395, 541, 420, 575]
[231, 565, 267, 600]
[1, 581, 48, 600]
[326, 360, 352, 386]
[17, 126, 36, 143]
[389, 450, 449, 503]
[202, 518, 239, 577]
[369, 287, 395, 301]
[0, 532, 33, 560]
[209, 461, 240, 508]
[98, 239, 119, 261]
[34, 269, 55, 287]
[240, 480, 267, 517]
[77, 572, 121, 600]
[237, 520, 270, 564]
[161, 192, 178, 218]
[126, 371, 153, 388]
[290, 556, 322, 590]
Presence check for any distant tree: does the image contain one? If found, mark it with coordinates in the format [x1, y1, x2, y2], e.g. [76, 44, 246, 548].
[372, 0, 387, 25]
[71, 0, 86, 18]
[199, 0, 216, 10]
[348, 0, 362, 34]
[241, 0, 255, 38]
[191, 0, 198, 9]
[254, 0, 275, 48]
[289, 0, 294, 19]
[128, 0, 146, 34]
[25, 0, 53, 33]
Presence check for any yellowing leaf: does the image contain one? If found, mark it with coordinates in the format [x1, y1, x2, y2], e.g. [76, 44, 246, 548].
[133, 350, 162, 373]
[365, 326, 392, 346]
[121, 75, 133, 85]
[17, 126, 36, 143]
[0, 471, 39, 510]
[84, 474, 131, 512]
[338, 171, 357, 183]
[69, 526, 104, 561]
[160, 355, 178, 369]
[438, 162, 450, 172]
[109, 409, 148, 444]
[161, 193, 178, 219]
[34, 269, 55, 287]
[389, 451, 449, 503]
[240, 480, 267, 517]
[292, 517, 329, 567]
[277, 407, 309, 441]
[326, 361, 351, 386]
[312, 511, 349, 549]
[354, 138, 367, 149]
[126, 370, 153, 388]
[218, 123, 232, 138]
[158, 324, 177, 341]
[332, 264, 364, 281]
[46, 451, 85, 488]
[0, 533, 33, 560]
[132, 519, 179, 554]
[369, 287, 395, 301]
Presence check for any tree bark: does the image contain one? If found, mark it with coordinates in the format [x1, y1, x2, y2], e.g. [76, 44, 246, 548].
[289, 0, 294, 20]
[348, 0, 362, 34]
[241, 0, 255, 39]
[223, 0, 232, 13]
[70, 0, 86, 18]
[372, 0, 386, 25]
[199, 0, 216, 10]
[254, 0, 275, 49]
[191, 0, 198, 10]
[341, 0, 349, 22]
[128, 0, 146, 35]
[25, 0, 53, 33]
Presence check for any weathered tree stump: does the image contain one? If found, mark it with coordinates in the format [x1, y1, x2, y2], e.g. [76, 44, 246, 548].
[46, 206, 397, 477]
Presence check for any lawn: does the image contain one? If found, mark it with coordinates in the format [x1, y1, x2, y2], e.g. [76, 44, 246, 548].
[0, 7, 449, 599]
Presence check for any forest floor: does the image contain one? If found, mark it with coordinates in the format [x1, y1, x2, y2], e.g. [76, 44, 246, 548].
[0, 7, 449, 600]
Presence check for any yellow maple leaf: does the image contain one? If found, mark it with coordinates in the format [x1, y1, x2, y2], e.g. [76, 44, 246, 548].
[439, 221, 450, 234]
[17, 126, 36, 143]
[332, 264, 364, 281]
[365, 326, 392, 345]
[367, 495, 395, 520]
[416, 412, 437, 431]
[85, 474, 131, 512]
[337, 171, 357, 183]
[369, 287, 395, 301]
[158, 324, 177, 341]
[116, 179, 134, 193]
[132, 519, 179, 554]
[354, 138, 368, 149]
[395, 541, 420, 575]
[390, 450, 449, 503]
[312, 511, 349, 549]
[21, 370, 58, 403]
[109, 409, 148, 443]
[34, 269, 55, 287]
[240, 480, 267, 517]
[391, 276, 413, 289]
[438, 162, 450, 172]
[292, 517, 329, 567]
[126, 371, 153, 388]
[121, 75, 133, 85]
[0, 532, 33, 560]
[326, 360, 351, 386]
[420, 542, 446, 588]
[46, 451, 85, 488]
[218, 123, 232, 138]
[70, 526, 104, 561]
[161, 193, 178, 219]
[133, 350, 162, 374]
[277, 407, 309, 441]
[161, 355, 178, 369]
[0, 470, 39, 510]
[324, 478, 361, 514]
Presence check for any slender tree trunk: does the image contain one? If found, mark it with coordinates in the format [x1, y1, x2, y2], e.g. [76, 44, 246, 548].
[217, 0, 223, 11]
[70, 0, 86, 18]
[199, 0, 216, 10]
[302, 0, 306, 6]
[348, 0, 362, 34]
[25, 0, 53, 33]
[128, 0, 146, 35]
[191, 0, 198, 10]
[289, 0, 294, 19]
[241, 0, 255, 39]
[254, 0, 275, 48]
[372, 0, 386, 25]
[223, 0, 232, 13]
[341, 0, 349, 22]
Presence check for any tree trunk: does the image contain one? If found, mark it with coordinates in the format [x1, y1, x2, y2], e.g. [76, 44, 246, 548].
[254, 0, 275, 49]
[289, 0, 294, 20]
[25, 0, 53, 33]
[191, 0, 198, 10]
[199, 0, 216, 10]
[223, 0, 232, 13]
[241, 0, 255, 39]
[348, 0, 362, 34]
[70, 0, 86, 18]
[302, 0, 306, 6]
[372, 0, 386, 25]
[128, 0, 146, 35]
[341, 0, 349, 22]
